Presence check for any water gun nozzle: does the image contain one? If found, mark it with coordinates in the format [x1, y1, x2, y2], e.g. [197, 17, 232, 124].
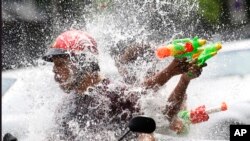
[156, 46, 171, 59]
[215, 43, 222, 50]
[221, 102, 227, 111]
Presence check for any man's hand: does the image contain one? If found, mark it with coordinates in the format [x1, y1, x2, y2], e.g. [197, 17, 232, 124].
[167, 58, 208, 77]
[169, 118, 185, 133]
[138, 133, 156, 141]
[168, 58, 189, 76]
[184, 59, 207, 80]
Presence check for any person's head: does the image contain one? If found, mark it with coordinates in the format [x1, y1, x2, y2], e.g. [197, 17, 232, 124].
[43, 30, 100, 93]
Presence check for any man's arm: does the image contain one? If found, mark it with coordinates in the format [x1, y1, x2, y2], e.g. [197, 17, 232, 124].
[116, 42, 190, 89]
[163, 74, 191, 121]
[143, 58, 189, 89]
[163, 61, 205, 122]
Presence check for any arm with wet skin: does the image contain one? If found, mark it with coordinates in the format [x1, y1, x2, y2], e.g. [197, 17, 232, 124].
[116, 42, 191, 89]
[142, 58, 189, 89]
[163, 61, 206, 122]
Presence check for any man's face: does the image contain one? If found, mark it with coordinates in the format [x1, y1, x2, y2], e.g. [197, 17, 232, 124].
[52, 56, 76, 92]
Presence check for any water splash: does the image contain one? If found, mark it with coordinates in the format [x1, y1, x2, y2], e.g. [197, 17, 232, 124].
[45, 0, 202, 140]
[5, 0, 244, 140]
[47, 0, 203, 140]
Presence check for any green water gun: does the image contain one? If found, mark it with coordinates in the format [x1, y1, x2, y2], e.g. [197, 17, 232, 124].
[156, 36, 222, 66]
[195, 43, 222, 66]
[156, 36, 207, 59]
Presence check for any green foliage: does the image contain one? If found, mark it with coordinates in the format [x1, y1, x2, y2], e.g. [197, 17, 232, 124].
[198, 0, 221, 24]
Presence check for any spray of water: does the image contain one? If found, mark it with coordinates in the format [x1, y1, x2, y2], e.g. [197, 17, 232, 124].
[5, 0, 235, 140]
[47, 0, 204, 140]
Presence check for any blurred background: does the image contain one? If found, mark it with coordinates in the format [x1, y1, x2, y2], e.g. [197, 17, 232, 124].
[2, 0, 250, 70]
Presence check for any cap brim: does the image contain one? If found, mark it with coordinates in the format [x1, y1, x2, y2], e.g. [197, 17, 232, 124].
[42, 48, 69, 62]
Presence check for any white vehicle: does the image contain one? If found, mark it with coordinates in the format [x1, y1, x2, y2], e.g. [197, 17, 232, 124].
[2, 39, 250, 140]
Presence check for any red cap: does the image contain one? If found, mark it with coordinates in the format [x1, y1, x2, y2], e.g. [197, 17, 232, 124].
[43, 30, 98, 62]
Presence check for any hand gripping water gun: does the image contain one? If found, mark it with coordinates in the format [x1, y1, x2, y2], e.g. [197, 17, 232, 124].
[156, 36, 222, 66]
[177, 102, 228, 133]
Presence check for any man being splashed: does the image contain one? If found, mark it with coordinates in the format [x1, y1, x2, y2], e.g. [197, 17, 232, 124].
[43, 30, 208, 140]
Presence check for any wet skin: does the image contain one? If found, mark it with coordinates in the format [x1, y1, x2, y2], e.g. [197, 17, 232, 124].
[52, 56, 75, 92]
[52, 55, 102, 94]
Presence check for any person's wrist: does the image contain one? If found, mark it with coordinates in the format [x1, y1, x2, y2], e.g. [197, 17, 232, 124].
[182, 73, 192, 81]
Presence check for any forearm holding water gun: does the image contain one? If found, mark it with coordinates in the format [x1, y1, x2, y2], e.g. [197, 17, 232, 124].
[156, 37, 224, 134]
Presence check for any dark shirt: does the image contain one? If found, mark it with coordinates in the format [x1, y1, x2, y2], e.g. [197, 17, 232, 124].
[51, 79, 143, 141]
